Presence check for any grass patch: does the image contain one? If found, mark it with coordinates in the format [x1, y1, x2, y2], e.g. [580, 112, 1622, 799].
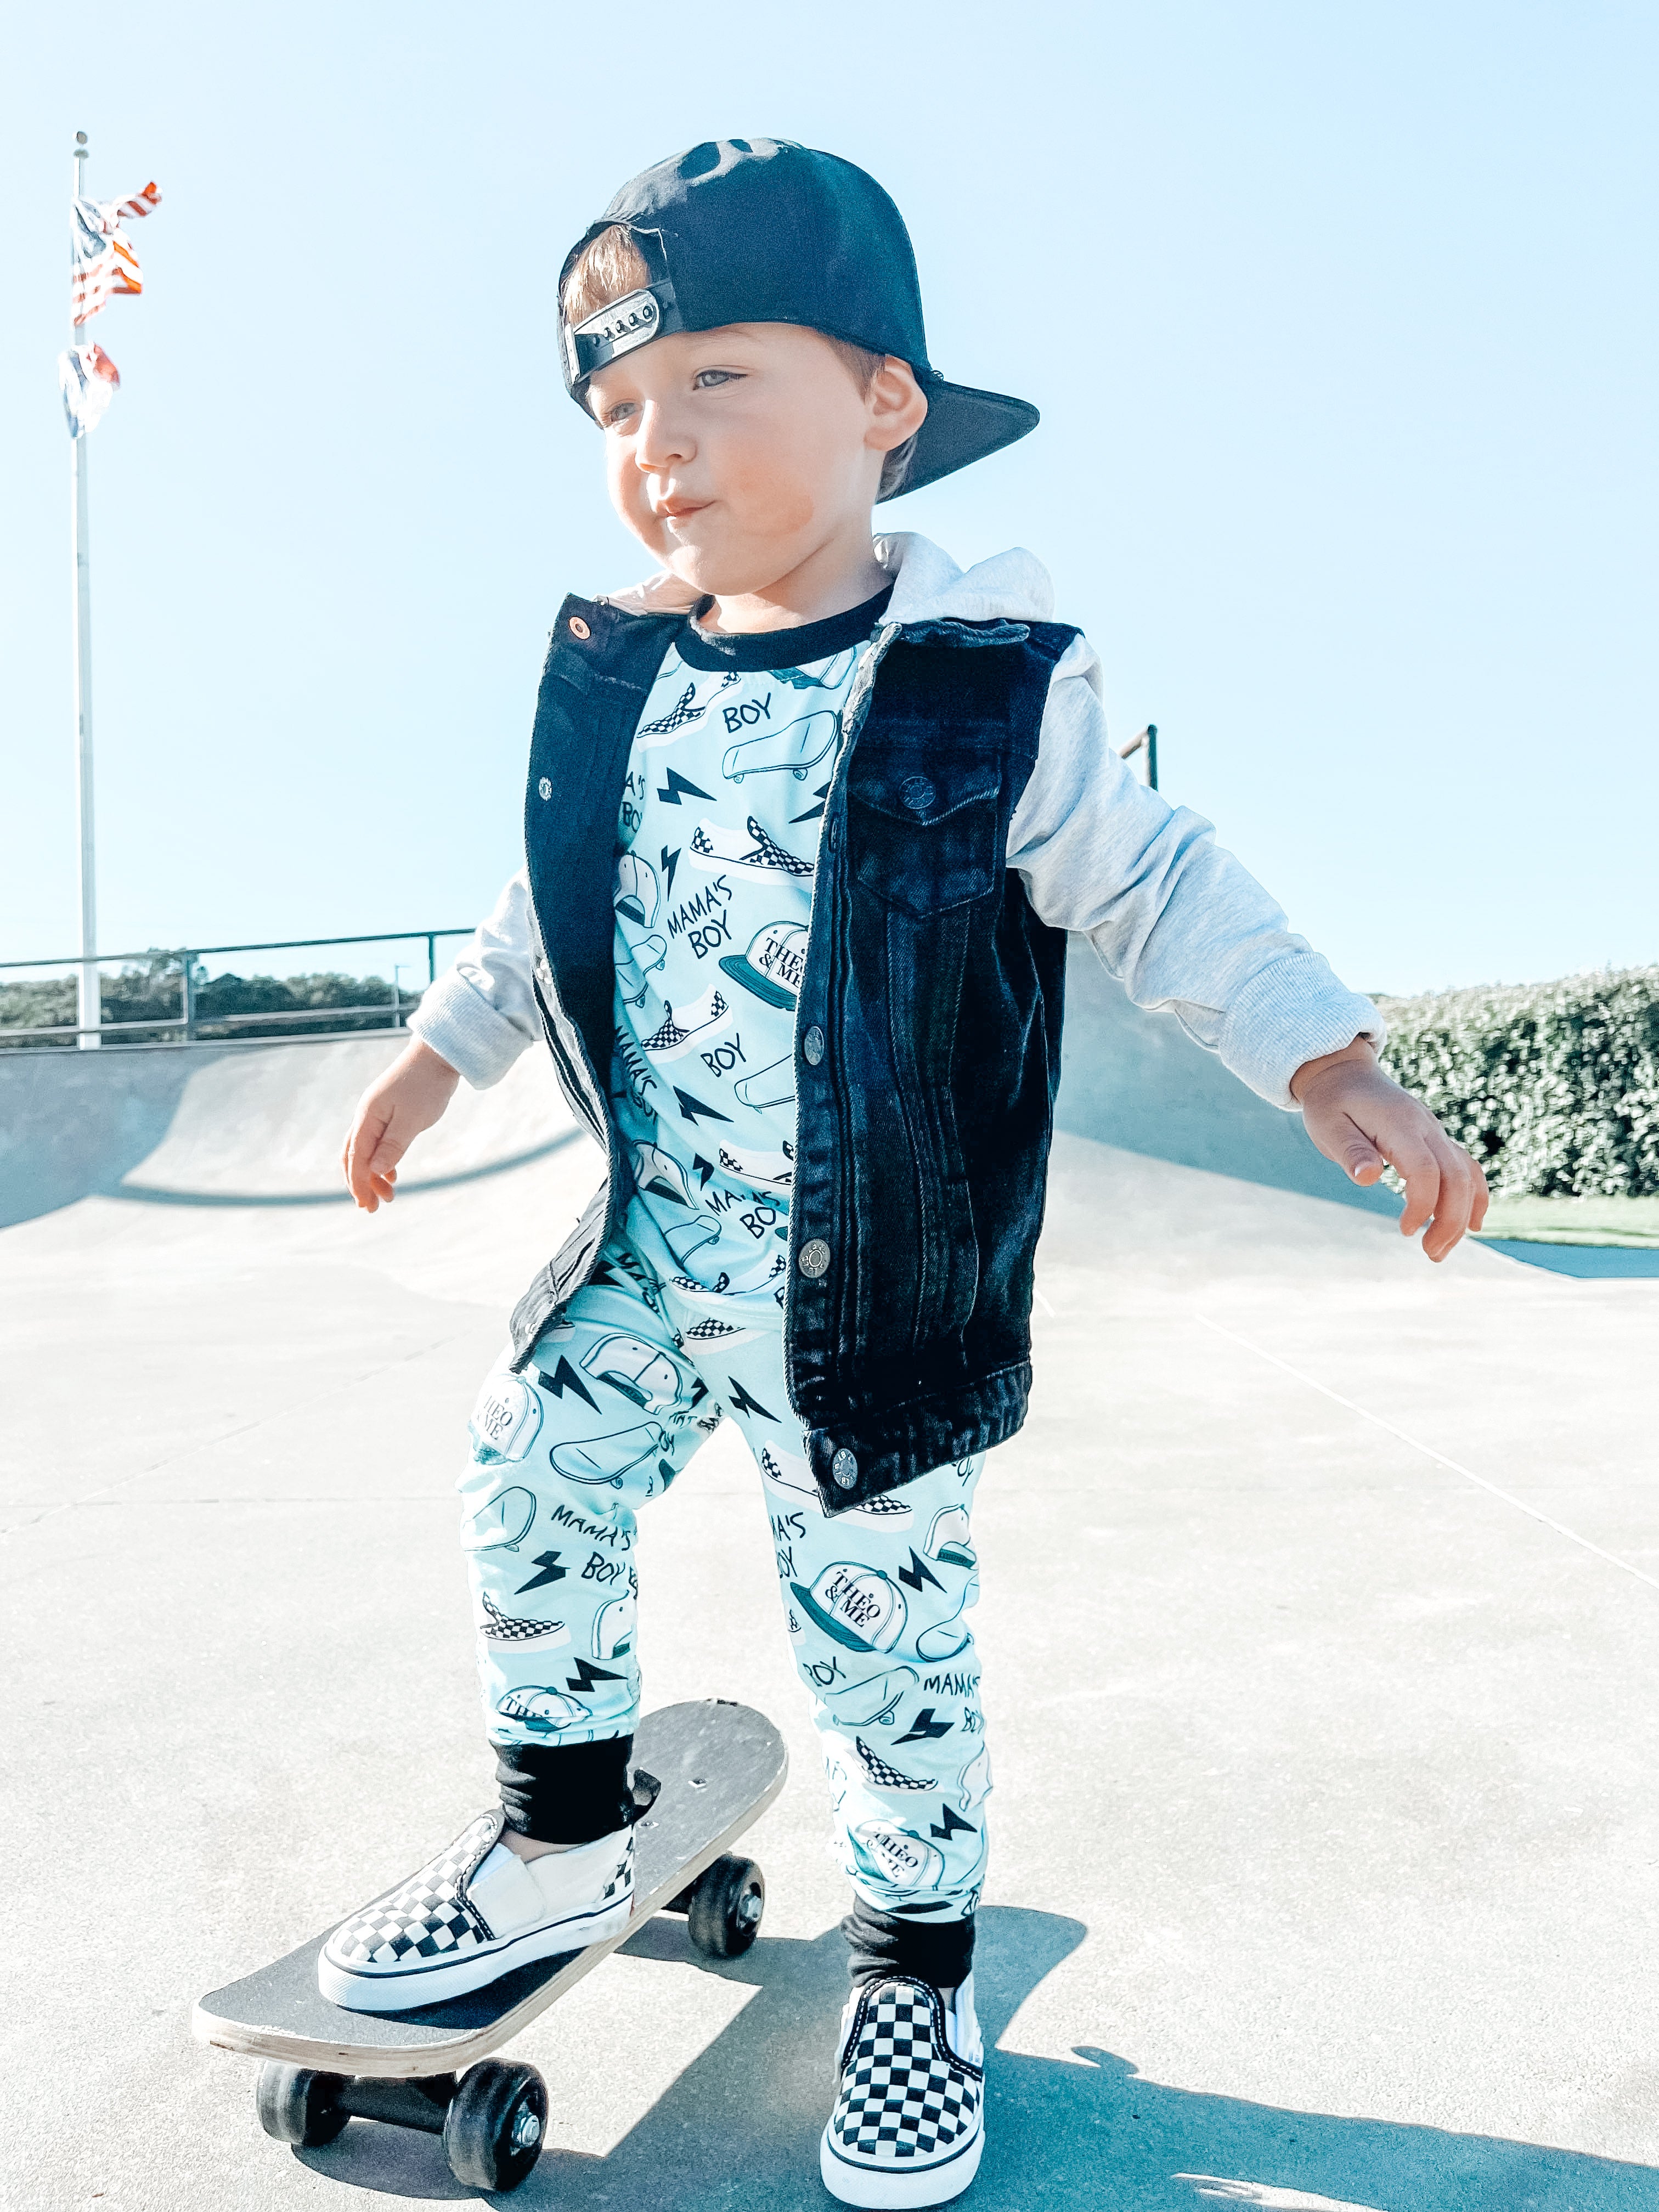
[1476, 1194, 1659, 1248]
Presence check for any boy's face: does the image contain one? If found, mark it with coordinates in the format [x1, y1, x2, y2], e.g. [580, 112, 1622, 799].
[585, 323, 925, 598]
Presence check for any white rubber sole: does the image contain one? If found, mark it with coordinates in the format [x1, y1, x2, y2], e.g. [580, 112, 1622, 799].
[819, 2118, 984, 2208]
[318, 1892, 633, 2013]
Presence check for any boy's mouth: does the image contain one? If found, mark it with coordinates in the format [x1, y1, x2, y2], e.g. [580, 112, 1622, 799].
[654, 499, 710, 526]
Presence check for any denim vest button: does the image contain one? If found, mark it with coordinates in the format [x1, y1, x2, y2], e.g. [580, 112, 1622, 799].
[798, 1238, 831, 1278]
[568, 615, 591, 640]
[538, 777, 552, 800]
[900, 775, 936, 814]
[827, 820, 840, 850]
[831, 1448, 858, 1489]
[802, 1025, 825, 1066]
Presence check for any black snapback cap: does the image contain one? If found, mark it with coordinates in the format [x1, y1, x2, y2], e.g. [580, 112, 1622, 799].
[557, 138, 1039, 501]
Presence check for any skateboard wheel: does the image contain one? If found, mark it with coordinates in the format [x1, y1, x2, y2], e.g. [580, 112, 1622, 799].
[686, 1853, 765, 1959]
[255, 2061, 349, 2147]
[443, 2059, 548, 2193]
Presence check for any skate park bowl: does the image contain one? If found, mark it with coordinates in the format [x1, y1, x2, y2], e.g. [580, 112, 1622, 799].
[5, 936, 1659, 2209]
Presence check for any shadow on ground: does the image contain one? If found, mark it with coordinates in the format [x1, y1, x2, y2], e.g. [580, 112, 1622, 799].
[1477, 1238, 1659, 1279]
[295, 1908, 1659, 2209]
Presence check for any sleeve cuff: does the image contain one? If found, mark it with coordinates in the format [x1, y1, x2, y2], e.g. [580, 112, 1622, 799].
[409, 968, 533, 1091]
[1217, 954, 1387, 1109]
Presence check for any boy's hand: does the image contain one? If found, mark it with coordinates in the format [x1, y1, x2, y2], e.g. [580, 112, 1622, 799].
[341, 1038, 461, 1211]
[1290, 1039, 1489, 1262]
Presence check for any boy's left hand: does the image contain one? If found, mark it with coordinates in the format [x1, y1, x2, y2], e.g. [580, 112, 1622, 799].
[1290, 1040, 1489, 1262]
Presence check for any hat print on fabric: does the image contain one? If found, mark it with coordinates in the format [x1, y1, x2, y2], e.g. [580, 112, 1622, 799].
[579, 1333, 684, 1414]
[792, 1562, 908, 1654]
[468, 1376, 544, 1466]
[851, 1821, 946, 1894]
[494, 1686, 590, 1735]
[460, 1485, 538, 1552]
[719, 920, 808, 1010]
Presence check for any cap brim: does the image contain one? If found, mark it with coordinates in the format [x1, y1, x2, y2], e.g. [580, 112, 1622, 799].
[884, 377, 1040, 500]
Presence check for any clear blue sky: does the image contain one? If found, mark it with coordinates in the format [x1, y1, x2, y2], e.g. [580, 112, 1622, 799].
[3, 2, 1654, 995]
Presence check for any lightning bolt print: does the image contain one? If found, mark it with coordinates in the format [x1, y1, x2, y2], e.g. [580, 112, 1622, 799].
[674, 1088, 732, 1126]
[896, 1548, 945, 1595]
[894, 1707, 954, 1745]
[791, 780, 832, 825]
[515, 1550, 568, 1595]
[658, 767, 715, 807]
[929, 1805, 977, 1841]
[726, 1378, 780, 1424]
[536, 1356, 599, 1412]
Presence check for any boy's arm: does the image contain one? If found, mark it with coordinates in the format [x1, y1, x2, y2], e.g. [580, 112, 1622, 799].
[406, 868, 541, 1087]
[340, 871, 539, 1210]
[1008, 635, 1486, 1256]
[1008, 634, 1383, 1105]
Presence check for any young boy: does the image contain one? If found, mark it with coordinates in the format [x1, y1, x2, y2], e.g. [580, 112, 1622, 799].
[330, 140, 1486, 2207]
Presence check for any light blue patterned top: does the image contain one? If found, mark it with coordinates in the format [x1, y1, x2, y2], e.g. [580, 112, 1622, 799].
[607, 594, 885, 1315]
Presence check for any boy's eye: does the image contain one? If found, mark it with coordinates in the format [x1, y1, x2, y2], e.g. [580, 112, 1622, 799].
[692, 369, 740, 390]
[600, 399, 637, 428]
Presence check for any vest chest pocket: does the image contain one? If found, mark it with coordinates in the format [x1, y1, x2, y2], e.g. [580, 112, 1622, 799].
[848, 764, 1003, 916]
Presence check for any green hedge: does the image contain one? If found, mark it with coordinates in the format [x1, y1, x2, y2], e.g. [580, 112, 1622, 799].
[0, 952, 417, 1046]
[1376, 966, 1659, 1198]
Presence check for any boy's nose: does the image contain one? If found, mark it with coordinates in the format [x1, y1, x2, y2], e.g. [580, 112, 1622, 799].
[635, 404, 691, 473]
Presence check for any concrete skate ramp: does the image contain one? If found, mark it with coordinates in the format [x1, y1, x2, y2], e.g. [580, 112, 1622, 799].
[1055, 940, 1398, 1215]
[0, 1029, 582, 1229]
[6, 950, 1659, 2209]
[0, 939, 1375, 1233]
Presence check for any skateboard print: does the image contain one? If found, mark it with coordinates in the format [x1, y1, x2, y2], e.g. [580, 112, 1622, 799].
[459, 1232, 990, 1922]
[721, 704, 840, 784]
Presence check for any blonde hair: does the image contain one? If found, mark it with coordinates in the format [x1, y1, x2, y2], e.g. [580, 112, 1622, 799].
[562, 224, 918, 500]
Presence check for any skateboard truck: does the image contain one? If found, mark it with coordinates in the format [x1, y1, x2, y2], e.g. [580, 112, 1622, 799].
[256, 2059, 550, 2193]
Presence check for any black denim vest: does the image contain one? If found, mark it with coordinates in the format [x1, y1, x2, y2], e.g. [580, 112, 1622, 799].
[510, 597, 1078, 1513]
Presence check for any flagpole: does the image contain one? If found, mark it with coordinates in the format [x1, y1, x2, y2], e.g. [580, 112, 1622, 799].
[70, 129, 100, 1047]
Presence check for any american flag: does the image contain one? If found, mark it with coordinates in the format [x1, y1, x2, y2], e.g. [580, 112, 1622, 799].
[71, 181, 161, 325]
[58, 342, 121, 437]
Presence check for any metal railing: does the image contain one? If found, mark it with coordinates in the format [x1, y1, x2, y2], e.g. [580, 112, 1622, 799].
[1116, 723, 1159, 790]
[0, 927, 475, 1048]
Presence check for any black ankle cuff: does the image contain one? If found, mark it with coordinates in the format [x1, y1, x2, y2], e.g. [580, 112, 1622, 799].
[493, 1733, 634, 1843]
[841, 1896, 975, 1990]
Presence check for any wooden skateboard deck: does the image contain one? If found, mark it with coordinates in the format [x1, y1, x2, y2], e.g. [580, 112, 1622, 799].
[193, 1700, 787, 2081]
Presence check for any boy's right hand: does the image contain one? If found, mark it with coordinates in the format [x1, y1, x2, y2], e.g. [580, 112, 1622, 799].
[341, 1038, 461, 1210]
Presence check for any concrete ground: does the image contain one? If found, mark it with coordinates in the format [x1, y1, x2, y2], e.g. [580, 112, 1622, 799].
[5, 956, 1659, 2211]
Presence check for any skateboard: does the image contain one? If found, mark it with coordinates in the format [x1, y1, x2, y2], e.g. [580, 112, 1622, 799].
[193, 1699, 787, 2193]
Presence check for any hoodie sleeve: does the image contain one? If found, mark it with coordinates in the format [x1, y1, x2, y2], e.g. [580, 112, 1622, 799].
[408, 868, 540, 1090]
[1006, 633, 1384, 1109]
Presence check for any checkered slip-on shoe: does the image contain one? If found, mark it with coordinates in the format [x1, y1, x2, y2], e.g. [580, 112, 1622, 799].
[820, 1974, 985, 2207]
[317, 1810, 633, 2013]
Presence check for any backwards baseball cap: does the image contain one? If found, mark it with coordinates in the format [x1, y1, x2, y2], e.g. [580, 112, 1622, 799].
[557, 138, 1039, 500]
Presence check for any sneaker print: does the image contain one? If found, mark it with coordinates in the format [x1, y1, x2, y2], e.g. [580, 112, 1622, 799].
[687, 817, 814, 879]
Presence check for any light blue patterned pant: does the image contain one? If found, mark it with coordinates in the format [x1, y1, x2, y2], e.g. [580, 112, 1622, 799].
[456, 1217, 990, 1921]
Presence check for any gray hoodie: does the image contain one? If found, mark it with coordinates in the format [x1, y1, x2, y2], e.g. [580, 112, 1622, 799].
[413, 531, 1382, 1110]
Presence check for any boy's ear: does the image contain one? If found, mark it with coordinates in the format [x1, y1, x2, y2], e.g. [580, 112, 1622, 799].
[867, 358, 929, 455]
